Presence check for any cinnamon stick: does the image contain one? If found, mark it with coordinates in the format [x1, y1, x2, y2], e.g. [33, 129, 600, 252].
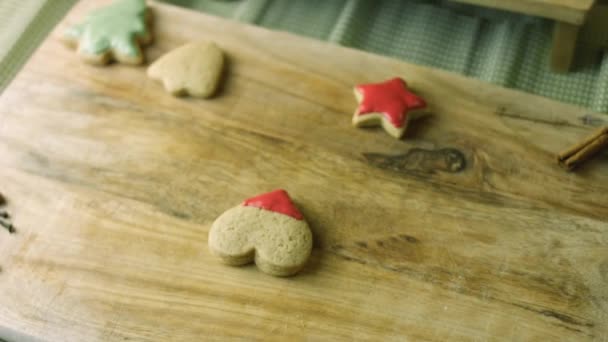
[558, 126, 608, 171]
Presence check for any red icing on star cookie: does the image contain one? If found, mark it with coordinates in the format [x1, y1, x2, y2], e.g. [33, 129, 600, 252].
[243, 189, 304, 220]
[355, 78, 427, 128]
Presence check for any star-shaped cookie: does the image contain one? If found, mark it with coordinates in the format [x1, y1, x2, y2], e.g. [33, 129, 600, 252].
[353, 77, 427, 139]
[147, 42, 225, 98]
[62, 0, 152, 65]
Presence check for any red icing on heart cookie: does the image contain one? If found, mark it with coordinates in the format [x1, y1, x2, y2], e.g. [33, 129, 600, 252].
[243, 189, 304, 220]
[355, 77, 427, 128]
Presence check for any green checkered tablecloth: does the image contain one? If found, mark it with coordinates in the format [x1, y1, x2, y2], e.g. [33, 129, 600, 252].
[1, 0, 607, 113]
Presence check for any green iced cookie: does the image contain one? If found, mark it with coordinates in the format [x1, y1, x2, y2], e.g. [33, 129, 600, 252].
[63, 0, 152, 65]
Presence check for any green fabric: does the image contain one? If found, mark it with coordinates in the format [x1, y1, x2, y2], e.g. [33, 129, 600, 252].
[0, 0, 76, 92]
[1, 0, 607, 113]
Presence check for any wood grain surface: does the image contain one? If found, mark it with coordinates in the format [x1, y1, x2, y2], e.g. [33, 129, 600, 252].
[1, 1, 607, 341]
[450, 0, 595, 24]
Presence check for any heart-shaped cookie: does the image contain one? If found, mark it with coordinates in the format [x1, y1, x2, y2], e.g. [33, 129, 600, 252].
[147, 42, 224, 98]
[208, 190, 313, 277]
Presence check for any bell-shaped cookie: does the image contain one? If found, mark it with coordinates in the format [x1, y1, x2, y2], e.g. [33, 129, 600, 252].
[148, 41, 224, 98]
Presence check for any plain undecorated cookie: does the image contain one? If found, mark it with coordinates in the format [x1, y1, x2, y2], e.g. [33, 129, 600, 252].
[147, 42, 224, 98]
[208, 190, 313, 277]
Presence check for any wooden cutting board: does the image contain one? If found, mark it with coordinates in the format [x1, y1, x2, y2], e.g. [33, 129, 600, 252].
[0, 1, 607, 340]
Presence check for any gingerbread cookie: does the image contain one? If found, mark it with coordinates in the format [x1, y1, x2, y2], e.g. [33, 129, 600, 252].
[353, 77, 427, 139]
[147, 42, 225, 98]
[62, 0, 152, 65]
[208, 190, 312, 277]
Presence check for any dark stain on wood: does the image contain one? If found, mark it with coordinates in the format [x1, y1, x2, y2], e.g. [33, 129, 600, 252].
[355, 241, 368, 248]
[169, 210, 191, 220]
[331, 244, 343, 251]
[340, 255, 367, 265]
[399, 234, 419, 243]
[555, 324, 584, 334]
[539, 309, 594, 327]
[236, 127, 287, 146]
[511, 303, 594, 328]
[364, 148, 466, 174]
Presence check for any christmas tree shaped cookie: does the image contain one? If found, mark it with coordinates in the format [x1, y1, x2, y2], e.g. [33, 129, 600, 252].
[208, 190, 312, 277]
[353, 77, 427, 139]
[147, 42, 225, 98]
[62, 0, 152, 65]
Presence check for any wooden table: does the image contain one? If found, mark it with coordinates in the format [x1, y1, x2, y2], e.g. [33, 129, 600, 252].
[1, 1, 607, 340]
[450, 0, 597, 72]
